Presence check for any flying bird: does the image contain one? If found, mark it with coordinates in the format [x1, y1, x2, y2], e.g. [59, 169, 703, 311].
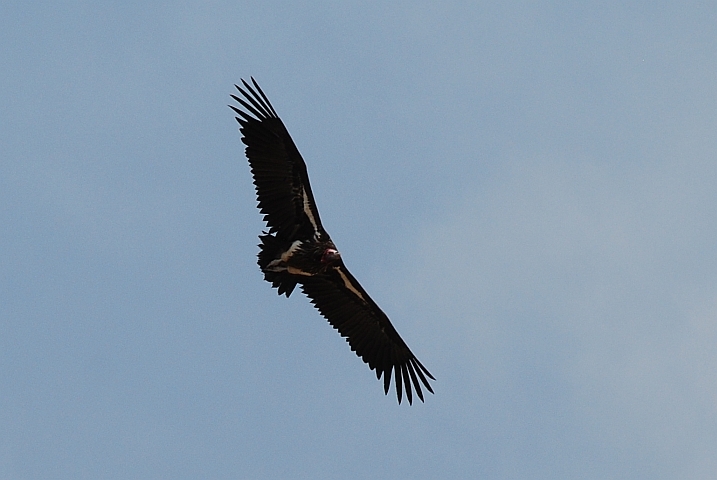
[230, 78, 434, 404]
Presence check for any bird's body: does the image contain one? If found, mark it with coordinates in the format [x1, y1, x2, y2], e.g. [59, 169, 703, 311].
[231, 78, 434, 404]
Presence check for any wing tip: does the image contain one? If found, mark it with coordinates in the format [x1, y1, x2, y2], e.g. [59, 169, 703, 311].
[231, 77, 278, 121]
[380, 357, 435, 405]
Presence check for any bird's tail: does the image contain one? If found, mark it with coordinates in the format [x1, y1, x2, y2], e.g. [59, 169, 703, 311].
[257, 233, 298, 297]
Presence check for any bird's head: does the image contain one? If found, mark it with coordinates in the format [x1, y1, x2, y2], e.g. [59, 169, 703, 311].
[320, 247, 341, 264]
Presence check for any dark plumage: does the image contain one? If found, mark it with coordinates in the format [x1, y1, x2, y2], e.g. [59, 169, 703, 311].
[230, 78, 434, 404]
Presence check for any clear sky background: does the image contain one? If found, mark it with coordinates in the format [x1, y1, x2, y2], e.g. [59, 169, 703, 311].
[2, 1, 716, 478]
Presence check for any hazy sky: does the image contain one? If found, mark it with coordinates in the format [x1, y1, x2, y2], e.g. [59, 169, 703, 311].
[2, 1, 716, 478]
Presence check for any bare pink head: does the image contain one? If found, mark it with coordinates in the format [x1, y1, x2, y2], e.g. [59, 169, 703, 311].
[321, 248, 341, 264]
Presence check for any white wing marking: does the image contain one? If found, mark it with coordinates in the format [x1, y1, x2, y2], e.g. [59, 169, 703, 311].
[266, 240, 303, 272]
[287, 266, 314, 276]
[281, 240, 303, 261]
[335, 267, 367, 303]
[301, 186, 319, 235]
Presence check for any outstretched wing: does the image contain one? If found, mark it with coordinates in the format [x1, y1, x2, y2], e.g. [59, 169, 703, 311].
[230, 78, 323, 239]
[301, 264, 435, 404]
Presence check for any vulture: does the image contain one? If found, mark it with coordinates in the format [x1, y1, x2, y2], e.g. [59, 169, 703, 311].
[230, 78, 434, 404]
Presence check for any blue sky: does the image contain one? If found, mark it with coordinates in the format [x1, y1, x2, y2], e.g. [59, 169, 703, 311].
[2, 1, 716, 478]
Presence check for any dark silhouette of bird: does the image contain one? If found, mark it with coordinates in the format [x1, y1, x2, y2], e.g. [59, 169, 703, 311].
[230, 78, 434, 404]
